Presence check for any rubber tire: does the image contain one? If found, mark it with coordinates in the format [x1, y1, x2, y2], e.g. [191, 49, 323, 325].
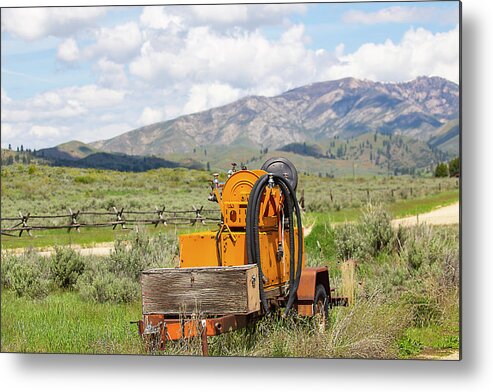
[313, 284, 329, 320]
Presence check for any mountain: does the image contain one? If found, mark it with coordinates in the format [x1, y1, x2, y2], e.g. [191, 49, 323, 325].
[91, 76, 459, 157]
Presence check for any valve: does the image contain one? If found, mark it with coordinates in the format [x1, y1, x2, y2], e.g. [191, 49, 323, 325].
[213, 173, 219, 188]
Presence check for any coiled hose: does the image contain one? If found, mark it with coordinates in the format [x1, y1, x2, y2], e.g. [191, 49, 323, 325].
[246, 174, 303, 315]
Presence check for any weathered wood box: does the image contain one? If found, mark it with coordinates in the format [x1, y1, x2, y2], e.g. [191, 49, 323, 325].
[141, 265, 260, 315]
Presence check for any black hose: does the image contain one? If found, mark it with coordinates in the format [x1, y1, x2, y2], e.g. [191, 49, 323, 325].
[245, 173, 303, 315]
[274, 179, 295, 291]
[246, 175, 270, 312]
[274, 175, 303, 315]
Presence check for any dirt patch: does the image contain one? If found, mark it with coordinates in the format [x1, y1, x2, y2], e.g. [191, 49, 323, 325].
[416, 348, 460, 361]
[391, 202, 459, 227]
[2, 242, 117, 258]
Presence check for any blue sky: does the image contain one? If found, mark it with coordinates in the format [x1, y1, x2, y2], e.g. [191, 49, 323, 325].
[1, 1, 460, 150]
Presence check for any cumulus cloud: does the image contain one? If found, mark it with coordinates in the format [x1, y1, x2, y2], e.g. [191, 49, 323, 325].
[1, 7, 105, 40]
[1, 5, 459, 150]
[29, 125, 60, 138]
[326, 25, 459, 83]
[2, 85, 125, 123]
[1, 87, 12, 104]
[342, 6, 458, 25]
[140, 6, 185, 32]
[1, 123, 17, 139]
[138, 107, 165, 125]
[138, 4, 306, 31]
[85, 22, 143, 63]
[130, 24, 334, 96]
[184, 83, 242, 114]
[95, 58, 128, 88]
[57, 38, 80, 62]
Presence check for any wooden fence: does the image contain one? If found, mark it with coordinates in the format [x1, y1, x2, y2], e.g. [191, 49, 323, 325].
[0, 206, 222, 237]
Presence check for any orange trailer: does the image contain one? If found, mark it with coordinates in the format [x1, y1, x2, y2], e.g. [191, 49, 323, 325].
[137, 158, 346, 354]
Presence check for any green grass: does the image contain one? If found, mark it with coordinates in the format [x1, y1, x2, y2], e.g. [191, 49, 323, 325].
[306, 189, 458, 226]
[1, 224, 214, 250]
[2, 163, 458, 249]
[1, 289, 146, 354]
[388, 189, 459, 218]
[398, 326, 459, 358]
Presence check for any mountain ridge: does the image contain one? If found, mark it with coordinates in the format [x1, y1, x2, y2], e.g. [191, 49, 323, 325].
[91, 76, 458, 157]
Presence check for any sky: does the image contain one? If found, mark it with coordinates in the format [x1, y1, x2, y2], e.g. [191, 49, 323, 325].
[0, 1, 460, 150]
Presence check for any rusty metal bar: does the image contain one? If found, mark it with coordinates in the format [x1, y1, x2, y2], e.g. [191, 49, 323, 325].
[200, 319, 209, 356]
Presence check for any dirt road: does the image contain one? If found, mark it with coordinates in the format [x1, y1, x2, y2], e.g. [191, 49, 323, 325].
[3, 242, 117, 258]
[391, 202, 459, 227]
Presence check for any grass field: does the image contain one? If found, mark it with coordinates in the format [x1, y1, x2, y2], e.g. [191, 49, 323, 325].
[1, 290, 146, 354]
[1, 163, 460, 358]
[1, 162, 458, 249]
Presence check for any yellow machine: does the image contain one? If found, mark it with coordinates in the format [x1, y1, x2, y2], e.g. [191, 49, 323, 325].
[180, 169, 303, 290]
[138, 158, 338, 353]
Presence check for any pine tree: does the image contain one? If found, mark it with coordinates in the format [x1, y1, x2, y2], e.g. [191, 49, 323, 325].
[448, 157, 460, 177]
[434, 162, 449, 177]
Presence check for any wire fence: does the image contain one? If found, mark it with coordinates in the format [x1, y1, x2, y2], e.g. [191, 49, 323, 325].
[0, 206, 222, 237]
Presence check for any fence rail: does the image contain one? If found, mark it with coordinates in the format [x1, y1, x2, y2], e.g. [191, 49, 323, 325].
[1, 206, 222, 237]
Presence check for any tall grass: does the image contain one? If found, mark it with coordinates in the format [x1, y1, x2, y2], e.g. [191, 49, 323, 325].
[1, 205, 459, 358]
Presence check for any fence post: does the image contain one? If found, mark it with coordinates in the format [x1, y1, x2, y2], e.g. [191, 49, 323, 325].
[67, 208, 81, 233]
[18, 211, 32, 237]
[112, 207, 126, 230]
[155, 206, 167, 227]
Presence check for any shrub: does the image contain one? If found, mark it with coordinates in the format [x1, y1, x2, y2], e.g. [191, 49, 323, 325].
[359, 203, 394, 257]
[334, 204, 394, 262]
[76, 266, 139, 303]
[75, 228, 177, 303]
[109, 228, 178, 281]
[2, 250, 51, 299]
[334, 222, 369, 261]
[74, 175, 96, 184]
[50, 246, 85, 289]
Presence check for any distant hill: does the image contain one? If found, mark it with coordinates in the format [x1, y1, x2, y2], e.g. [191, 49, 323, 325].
[37, 140, 99, 161]
[91, 76, 459, 159]
[35, 141, 203, 172]
[428, 118, 460, 156]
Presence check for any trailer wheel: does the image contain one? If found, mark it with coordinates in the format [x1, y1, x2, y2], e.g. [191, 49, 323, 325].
[313, 284, 329, 320]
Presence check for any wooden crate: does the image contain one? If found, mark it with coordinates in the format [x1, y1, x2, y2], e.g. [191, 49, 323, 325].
[141, 265, 260, 315]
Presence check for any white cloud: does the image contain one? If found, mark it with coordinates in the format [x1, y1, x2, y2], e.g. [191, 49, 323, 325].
[1, 8, 105, 41]
[184, 83, 242, 114]
[188, 4, 306, 28]
[29, 125, 60, 138]
[95, 58, 128, 88]
[140, 6, 184, 32]
[130, 24, 333, 96]
[1, 123, 17, 139]
[138, 107, 164, 125]
[343, 6, 458, 25]
[57, 38, 80, 62]
[137, 4, 306, 31]
[189, 5, 249, 25]
[1, 5, 459, 150]
[1, 87, 12, 104]
[85, 22, 142, 63]
[2, 85, 125, 123]
[326, 25, 459, 83]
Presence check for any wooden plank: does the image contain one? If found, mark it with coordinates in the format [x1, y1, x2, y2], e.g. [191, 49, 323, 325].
[141, 265, 260, 316]
[341, 259, 356, 306]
